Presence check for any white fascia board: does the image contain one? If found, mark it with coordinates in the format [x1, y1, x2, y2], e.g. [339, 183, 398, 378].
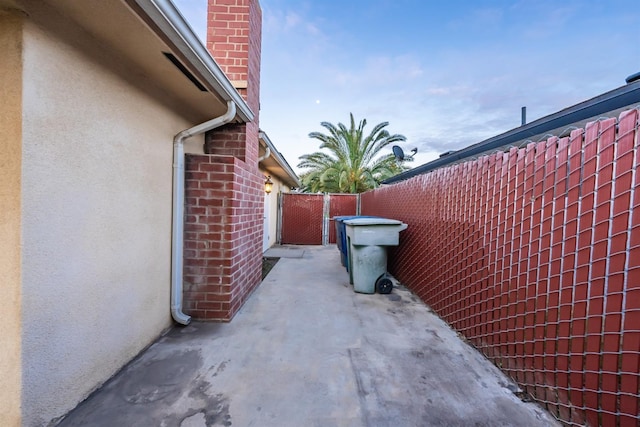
[127, 0, 254, 122]
[259, 131, 301, 188]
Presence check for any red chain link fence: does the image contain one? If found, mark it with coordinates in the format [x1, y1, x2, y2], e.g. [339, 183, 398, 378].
[280, 193, 324, 245]
[361, 109, 640, 426]
[280, 193, 358, 245]
[328, 194, 358, 244]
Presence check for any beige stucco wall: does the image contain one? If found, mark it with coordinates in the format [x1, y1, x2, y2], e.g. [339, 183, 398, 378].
[260, 171, 291, 250]
[19, 16, 195, 426]
[0, 11, 23, 427]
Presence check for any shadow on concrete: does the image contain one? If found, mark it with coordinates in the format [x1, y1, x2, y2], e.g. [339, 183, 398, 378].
[58, 245, 559, 427]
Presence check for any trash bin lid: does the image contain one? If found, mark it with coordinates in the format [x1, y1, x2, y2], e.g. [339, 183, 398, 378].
[343, 217, 404, 226]
[332, 215, 380, 221]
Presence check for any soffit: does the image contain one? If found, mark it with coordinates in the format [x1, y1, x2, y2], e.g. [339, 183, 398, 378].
[7, 0, 245, 123]
[258, 143, 301, 189]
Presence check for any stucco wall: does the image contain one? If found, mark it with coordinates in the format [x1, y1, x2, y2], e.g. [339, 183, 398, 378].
[268, 179, 289, 249]
[0, 11, 23, 427]
[19, 18, 193, 426]
[258, 170, 291, 250]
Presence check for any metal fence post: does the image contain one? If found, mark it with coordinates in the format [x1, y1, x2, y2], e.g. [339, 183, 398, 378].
[322, 193, 330, 245]
[276, 192, 283, 244]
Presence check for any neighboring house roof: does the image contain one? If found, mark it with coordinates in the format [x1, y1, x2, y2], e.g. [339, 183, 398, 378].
[259, 131, 301, 188]
[8, 0, 253, 124]
[385, 77, 640, 184]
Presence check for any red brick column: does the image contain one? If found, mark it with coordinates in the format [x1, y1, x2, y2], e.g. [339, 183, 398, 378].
[204, 121, 260, 167]
[183, 155, 263, 321]
[180, 0, 264, 321]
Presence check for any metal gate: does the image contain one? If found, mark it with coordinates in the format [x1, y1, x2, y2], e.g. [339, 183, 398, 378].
[327, 194, 359, 244]
[279, 193, 359, 245]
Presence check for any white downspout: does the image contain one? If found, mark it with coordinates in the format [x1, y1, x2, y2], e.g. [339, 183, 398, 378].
[171, 100, 237, 325]
[257, 145, 271, 162]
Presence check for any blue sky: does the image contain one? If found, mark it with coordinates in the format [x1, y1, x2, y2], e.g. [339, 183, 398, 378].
[173, 0, 640, 170]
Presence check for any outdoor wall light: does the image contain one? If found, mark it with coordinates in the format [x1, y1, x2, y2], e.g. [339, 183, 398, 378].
[264, 176, 273, 194]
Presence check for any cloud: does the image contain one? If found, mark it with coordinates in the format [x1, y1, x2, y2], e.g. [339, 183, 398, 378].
[174, 0, 640, 175]
[326, 54, 424, 89]
[448, 6, 505, 31]
[510, 1, 579, 40]
[263, 5, 325, 38]
[284, 11, 301, 29]
[426, 85, 472, 97]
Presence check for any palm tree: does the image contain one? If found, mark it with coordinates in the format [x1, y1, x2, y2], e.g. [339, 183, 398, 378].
[298, 113, 410, 193]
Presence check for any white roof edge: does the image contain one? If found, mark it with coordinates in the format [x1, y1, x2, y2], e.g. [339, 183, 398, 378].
[127, 0, 254, 123]
[259, 131, 301, 188]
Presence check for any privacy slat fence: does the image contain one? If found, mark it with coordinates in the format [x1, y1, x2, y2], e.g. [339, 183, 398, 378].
[280, 193, 358, 245]
[280, 193, 324, 245]
[328, 194, 359, 244]
[361, 109, 640, 426]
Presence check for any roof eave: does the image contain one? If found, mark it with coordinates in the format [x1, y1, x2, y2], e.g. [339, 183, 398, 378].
[126, 0, 254, 123]
[259, 131, 301, 188]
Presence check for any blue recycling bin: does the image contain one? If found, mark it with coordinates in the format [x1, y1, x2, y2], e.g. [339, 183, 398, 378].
[333, 216, 379, 272]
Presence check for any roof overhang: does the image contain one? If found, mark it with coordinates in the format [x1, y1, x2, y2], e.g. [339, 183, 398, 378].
[259, 131, 301, 188]
[3, 0, 253, 124]
[125, 0, 253, 122]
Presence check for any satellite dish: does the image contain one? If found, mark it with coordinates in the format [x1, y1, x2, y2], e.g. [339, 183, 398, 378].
[392, 145, 418, 161]
[392, 145, 405, 161]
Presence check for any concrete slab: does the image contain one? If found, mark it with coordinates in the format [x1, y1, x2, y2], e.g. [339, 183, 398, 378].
[263, 245, 305, 258]
[58, 246, 559, 427]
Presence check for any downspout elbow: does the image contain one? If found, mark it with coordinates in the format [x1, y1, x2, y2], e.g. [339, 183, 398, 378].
[171, 101, 237, 325]
[258, 145, 271, 162]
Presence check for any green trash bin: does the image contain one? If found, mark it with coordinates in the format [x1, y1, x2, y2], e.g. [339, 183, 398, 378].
[334, 215, 379, 271]
[343, 218, 408, 294]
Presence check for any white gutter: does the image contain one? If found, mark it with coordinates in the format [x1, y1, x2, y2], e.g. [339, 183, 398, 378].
[171, 100, 237, 325]
[258, 131, 302, 188]
[127, 0, 253, 122]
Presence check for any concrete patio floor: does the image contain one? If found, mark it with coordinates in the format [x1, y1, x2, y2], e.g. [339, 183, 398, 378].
[58, 245, 559, 427]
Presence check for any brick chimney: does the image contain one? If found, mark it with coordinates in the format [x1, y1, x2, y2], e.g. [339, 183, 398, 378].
[204, 0, 262, 163]
[181, 0, 264, 321]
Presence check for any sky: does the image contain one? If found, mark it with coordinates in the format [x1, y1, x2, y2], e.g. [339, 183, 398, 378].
[173, 0, 640, 171]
